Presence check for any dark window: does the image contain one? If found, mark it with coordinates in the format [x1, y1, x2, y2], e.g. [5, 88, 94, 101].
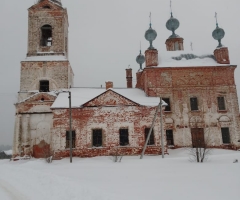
[162, 98, 171, 111]
[92, 129, 102, 147]
[217, 97, 226, 110]
[221, 128, 230, 144]
[41, 25, 52, 46]
[145, 128, 154, 145]
[166, 130, 174, 145]
[39, 80, 49, 92]
[43, 6, 51, 9]
[66, 130, 76, 148]
[190, 97, 198, 111]
[119, 129, 129, 146]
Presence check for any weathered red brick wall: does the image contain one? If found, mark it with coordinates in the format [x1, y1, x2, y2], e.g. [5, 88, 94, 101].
[214, 47, 230, 64]
[145, 49, 158, 67]
[135, 66, 240, 149]
[51, 98, 167, 158]
[165, 37, 184, 51]
[19, 61, 73, 101]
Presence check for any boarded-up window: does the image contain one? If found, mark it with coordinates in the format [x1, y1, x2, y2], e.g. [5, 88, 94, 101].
[145, 128, 154, 145]
[39, 80, 49, 92]
[190, 97, 198, 111]
[166, 130, 174, 145]
[66, 130, 76, 148]
[119, 129, 129, 146]
[162, 98, 171, 111]
[217, 97, 226, 110]
[92, 129, 102, 147]
[221, 128, 230, 144]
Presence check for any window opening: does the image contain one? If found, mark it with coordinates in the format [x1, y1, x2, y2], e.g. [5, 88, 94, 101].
[166, 130, 174, 145]
[162, 98, 171, 111]
[92, 129, 102, 147]
[39, 80, 49, 92]
[43, 6, 51, 9]
[145, 128, 154, 145]
[190, 97, 198, 111]
[217, 97, 226, 110]
[66, 130, 76, 148]
[221, 128, 230, 144]
[119, 129, 129, 146]
[41, 25, 52, 46]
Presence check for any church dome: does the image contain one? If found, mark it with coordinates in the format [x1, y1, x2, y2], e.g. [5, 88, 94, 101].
[212, 25, 225, 48]
[166, 14, 180, 38]
[136, 51, 145, 65]
[136, 50, 145, 70]
[145, 25, 157, 49]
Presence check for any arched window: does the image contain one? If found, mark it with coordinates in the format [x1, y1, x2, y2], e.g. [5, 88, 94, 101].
[41, 25, 52, 47]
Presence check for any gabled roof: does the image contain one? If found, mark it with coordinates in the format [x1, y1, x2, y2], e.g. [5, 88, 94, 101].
[51, 88, 163, 109]
[16, 92, 57, 105]
[82, 89, 140, 107]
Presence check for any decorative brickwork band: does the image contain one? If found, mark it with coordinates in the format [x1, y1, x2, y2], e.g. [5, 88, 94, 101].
[105, 81, 113, 90]
[214, 47, 230, 64]
[125, 68, 133, 88]
[165, 37, 184, 51]
[145, 49, 158, 67]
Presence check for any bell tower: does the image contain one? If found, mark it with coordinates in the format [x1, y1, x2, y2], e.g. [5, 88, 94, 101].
[18, 0, 74, 101]
[13, 0, 74, 157]
[28, 0, 67, 57]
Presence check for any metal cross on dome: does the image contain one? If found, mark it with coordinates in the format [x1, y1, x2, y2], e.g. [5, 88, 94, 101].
[215, 12, 218, 27]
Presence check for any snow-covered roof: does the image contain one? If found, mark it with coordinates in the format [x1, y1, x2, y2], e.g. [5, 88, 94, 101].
[17, 91, 57, 104]
[51, 88, 165, 108]
[24, 55, 67, 62]
[158, 50, 231, 67]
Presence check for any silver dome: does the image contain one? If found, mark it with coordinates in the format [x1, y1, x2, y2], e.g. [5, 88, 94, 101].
[212, 25, 225, 48]
[136, 51, 145, 70]
[145, 25, 157, 49]
[166, 16, 180, 38]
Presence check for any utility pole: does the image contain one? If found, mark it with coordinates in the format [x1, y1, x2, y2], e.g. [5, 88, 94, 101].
[68, 91, 72, 163]
[160, 97, 164, 158]
[140, 103, 160, 159]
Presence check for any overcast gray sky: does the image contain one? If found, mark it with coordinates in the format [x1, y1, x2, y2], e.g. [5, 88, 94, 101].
[0, 0, 240, 145]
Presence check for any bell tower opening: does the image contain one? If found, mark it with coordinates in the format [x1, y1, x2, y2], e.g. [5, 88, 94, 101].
[39, 80, 49, 92]
[41, 25, 52, 47]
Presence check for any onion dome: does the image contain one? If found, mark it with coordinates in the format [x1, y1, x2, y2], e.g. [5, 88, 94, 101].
[136, 50, 145, 70]
[212, 23, 225, 48]
[145, 24, 157, 49]
[166, 13, 180, 38]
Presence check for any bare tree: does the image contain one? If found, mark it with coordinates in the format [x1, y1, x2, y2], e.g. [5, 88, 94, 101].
[186, 127, 213, 163]
[109, 147, 123, 162]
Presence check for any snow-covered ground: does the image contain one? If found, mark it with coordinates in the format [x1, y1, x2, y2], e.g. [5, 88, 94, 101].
[0, 149, 239, 200]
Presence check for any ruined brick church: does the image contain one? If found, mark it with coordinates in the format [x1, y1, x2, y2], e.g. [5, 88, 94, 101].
[12, 0, 240, 158]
